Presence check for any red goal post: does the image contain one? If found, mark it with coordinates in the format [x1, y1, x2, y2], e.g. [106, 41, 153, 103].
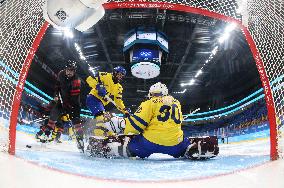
[0, 0, 283, 160]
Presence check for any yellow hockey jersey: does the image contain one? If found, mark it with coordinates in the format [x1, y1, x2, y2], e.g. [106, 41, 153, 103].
[86, 72, 126, 113]
[124, 96, 184, 146]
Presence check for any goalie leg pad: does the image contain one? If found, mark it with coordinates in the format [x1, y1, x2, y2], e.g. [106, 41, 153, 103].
[184, 136, 219, 160]
[86, 135, 134, 158]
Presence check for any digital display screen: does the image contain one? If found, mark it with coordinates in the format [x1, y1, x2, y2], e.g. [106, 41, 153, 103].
[157, 34, 168, 50]
[137, 32, 156, 40]
[124, 33, 136, 47]
[132, 48, 160, 63]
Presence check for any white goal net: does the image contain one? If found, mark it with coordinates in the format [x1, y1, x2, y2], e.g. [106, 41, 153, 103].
[0, 0, 283, 159]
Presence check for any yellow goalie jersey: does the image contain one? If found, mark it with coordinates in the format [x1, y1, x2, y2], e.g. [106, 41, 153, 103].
[124, 96, 184, 146]
[86, 72, 126, 112]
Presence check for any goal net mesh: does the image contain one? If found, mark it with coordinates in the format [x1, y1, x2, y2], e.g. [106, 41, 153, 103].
[0, 0, 46, 151]
[0, 0, 283, 158]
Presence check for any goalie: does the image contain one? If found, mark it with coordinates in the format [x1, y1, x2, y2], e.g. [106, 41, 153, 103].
[87, 82, 219, 160]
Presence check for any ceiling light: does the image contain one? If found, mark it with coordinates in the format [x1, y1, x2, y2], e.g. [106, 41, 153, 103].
[195, 70, 203, 78]
[85, 54, 98, 58]
[225, 23, 237, 33]
[181, 79, 195, 87]
[137, 89, 147, 93]
[173, 89, 187, 94]
[219, 23, 237, 44]
[211, 46, 218, 55]
[80, 55, 86, 60]
[63, 28, 74, 38]
[84, 44, 97, 48]
[218, 33, 230, 43]
[74, 43, 86, 60]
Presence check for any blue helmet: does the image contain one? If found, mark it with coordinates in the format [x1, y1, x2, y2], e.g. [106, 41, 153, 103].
[113, 66, 126, 76]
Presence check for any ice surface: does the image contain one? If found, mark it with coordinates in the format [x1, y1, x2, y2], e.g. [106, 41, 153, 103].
[13, 124, 270, 181]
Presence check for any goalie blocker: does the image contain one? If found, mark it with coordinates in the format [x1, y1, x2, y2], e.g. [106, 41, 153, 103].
[86, 135, 219, 160]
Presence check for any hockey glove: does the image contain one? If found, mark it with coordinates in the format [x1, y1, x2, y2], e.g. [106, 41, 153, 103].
[96, 84, 107, 97]
[63, 121, 73, 128]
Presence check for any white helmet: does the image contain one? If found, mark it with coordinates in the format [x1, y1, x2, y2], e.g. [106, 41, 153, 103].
[148, 82, 168, 98]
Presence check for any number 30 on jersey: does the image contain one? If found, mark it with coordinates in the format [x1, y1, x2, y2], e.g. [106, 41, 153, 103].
[157, 104, 181, 124]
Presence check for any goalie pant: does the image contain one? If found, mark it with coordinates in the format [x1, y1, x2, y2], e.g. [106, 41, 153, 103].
[88, 135, 219, 159]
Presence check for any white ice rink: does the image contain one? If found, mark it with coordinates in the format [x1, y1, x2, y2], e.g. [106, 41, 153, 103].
[0, 152, 284, 188]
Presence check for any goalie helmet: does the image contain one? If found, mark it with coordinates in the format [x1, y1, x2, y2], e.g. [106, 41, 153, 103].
[148, 82, 168, 98]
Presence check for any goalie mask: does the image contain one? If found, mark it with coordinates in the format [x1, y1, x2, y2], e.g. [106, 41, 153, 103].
[148, 82, 168, 98]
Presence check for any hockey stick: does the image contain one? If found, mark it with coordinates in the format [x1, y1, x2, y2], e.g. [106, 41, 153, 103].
[21, 117, 48, 125]
[104, 94, 127, 113]
[59, 92, 84, 152]
[104, 94, 118, 109]
[58, 92, 64, 107]
[32, 117, 49, 123]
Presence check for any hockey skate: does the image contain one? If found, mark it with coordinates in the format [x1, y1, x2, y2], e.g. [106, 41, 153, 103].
[75, 134, 85, 153]
[184, 136, 219, 160]
[35, 133, 49, 143]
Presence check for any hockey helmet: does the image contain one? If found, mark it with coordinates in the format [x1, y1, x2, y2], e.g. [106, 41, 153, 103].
[113, 66, 126, 83]
[113, 66, 126, 76]
[148, 82, 168, 98]
[65, 60, 77, 70]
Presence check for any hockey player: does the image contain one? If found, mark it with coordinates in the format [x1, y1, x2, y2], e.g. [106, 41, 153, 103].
[39, 60, 83, 151]
[119, 82, 190, 158]
[87, 82, 219, 159]
[50, 113, 75, 143]
[86, 66, 129, 137]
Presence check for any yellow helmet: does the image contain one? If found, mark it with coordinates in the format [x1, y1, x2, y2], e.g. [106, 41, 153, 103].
[61, 114, 70, 122]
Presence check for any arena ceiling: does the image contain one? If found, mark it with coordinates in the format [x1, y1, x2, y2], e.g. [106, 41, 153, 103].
[28, 8, 262, 114]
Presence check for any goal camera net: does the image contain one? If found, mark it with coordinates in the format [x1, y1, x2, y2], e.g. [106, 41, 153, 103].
[0, 0, 283, 159]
